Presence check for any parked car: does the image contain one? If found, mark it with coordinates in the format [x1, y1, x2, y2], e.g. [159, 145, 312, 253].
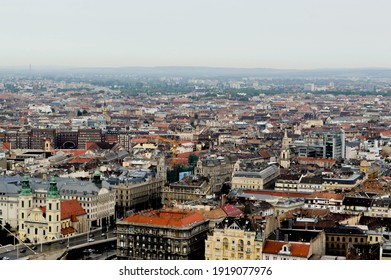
[31, 246, 37, 250]
[2, 256, 10, 260]
[88, 238, 95, 242]
[19, 249, 26, 253]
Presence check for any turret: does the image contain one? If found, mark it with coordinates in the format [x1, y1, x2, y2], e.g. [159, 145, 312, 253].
[92, 170, 102, 188]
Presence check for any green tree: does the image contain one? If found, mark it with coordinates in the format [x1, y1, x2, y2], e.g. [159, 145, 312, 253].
[188, 154, 199, 166]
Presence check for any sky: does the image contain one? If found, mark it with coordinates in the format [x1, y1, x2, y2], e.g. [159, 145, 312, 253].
[1, 0, 391, 69]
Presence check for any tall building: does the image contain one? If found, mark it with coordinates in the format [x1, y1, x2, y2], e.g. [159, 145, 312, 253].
[205, 217, 263, 260]
[77, 128, 102, 149]
[30, 129, 56, 150]
[297, 129, 346, 160]
[116, 209, 209, 260]
[55, 130, 78, 149]
[18, 174, 33, 241]
[46, 177, 62, 241]
[114, 158, 166, 218]
[323, 130, 345, 159]
[279, 130, 291, 169]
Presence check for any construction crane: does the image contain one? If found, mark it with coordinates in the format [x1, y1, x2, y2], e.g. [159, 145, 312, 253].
[20, 109, 30, 130]
[157, 136, 179, 165]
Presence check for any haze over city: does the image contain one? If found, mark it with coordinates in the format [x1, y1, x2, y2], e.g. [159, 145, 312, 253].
[2, 0, 391, 269]
[1, 0, 391, 69]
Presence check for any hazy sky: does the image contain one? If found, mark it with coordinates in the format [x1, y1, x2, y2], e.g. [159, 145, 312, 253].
[1, 0, 391, 69]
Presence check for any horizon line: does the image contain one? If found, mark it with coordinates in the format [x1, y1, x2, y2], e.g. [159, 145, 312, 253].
[1, 65, 391, 71]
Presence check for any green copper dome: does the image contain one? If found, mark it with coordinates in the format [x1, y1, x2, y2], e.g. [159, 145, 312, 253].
[47, 177, 60, 199]
[20, 174, 32, 196]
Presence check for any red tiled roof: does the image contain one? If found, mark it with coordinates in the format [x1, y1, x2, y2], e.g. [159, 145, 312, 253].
[195, 209, 227, 220]
[307, 192, 344, 200]
[69, 157, 94, 163]
[259, 150, 271, 159]
[296, 157, 336, 163]
[243, 189, 313, 198]
[40, 200, 86, 221]
[61, 200, 86, 220]
[298, 105, 311, 111]
[2, 142, 10, 150]
[263, 240, 311, 258]
[61, 227, 75, 235]
[152, 123, 170, 128]
[122, 209, 206, 228]
[381, 131, 391, 137]
[132, 138, 148, 143]
[221, 204, 243, 217]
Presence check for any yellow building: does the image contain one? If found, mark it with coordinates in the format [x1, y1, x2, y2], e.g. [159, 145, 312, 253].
[325, 225, 382, 256]
[205, 217, 263, 260]
[18, 176, 88, 244]
[360, 160, 380, 180]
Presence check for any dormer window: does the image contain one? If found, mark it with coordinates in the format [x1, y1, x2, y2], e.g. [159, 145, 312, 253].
[279, 244, 292, 255]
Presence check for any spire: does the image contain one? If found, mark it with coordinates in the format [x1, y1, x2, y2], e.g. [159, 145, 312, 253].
[47, 177, 60, 199]
[20, 173, 32, 196]
[92, 170, 102, 188]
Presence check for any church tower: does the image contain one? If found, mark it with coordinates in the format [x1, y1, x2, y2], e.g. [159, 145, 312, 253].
[46, 177, 61, 241]
[157, 156, 167, 182]
[280, 129, 291, 169]
[18, 174, 33, 241]
[92, 170, 102, 188]
[195, 158, 203, 176]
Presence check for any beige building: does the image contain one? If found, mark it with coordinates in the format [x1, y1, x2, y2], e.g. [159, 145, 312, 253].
[322, 173, 363, 191]
[325, 225, 381, 256]
[205, 217, 263, 260]
[194, 155, 237, 193]
[231, 163, 280, 190]
[18, 176, 88, 244]
[162, 175, 212, 206]
[114, 157, 166, 217]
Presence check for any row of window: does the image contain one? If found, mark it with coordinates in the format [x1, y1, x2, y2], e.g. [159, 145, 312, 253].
[326, 236, 379, 243]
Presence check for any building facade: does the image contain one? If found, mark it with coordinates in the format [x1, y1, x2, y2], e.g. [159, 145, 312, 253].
[162, 175, 212, 206]
[116, 209, 209, 260]
[113, 157, 166, 218]
[18, 176, 88, 244]
[205, 217, 263, 260]
[231, 163, 280, 190]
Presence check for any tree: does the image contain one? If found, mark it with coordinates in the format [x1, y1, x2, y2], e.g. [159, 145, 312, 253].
[188, 154, 199, 166]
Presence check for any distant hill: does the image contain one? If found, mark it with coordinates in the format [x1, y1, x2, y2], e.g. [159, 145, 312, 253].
[1, 66, 391, 78]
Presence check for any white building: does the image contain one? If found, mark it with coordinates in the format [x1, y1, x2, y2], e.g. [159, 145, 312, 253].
[0, 173, 116, 230]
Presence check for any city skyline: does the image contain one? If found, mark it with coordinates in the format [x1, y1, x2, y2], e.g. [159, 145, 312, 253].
[1, 0, 391, 69]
